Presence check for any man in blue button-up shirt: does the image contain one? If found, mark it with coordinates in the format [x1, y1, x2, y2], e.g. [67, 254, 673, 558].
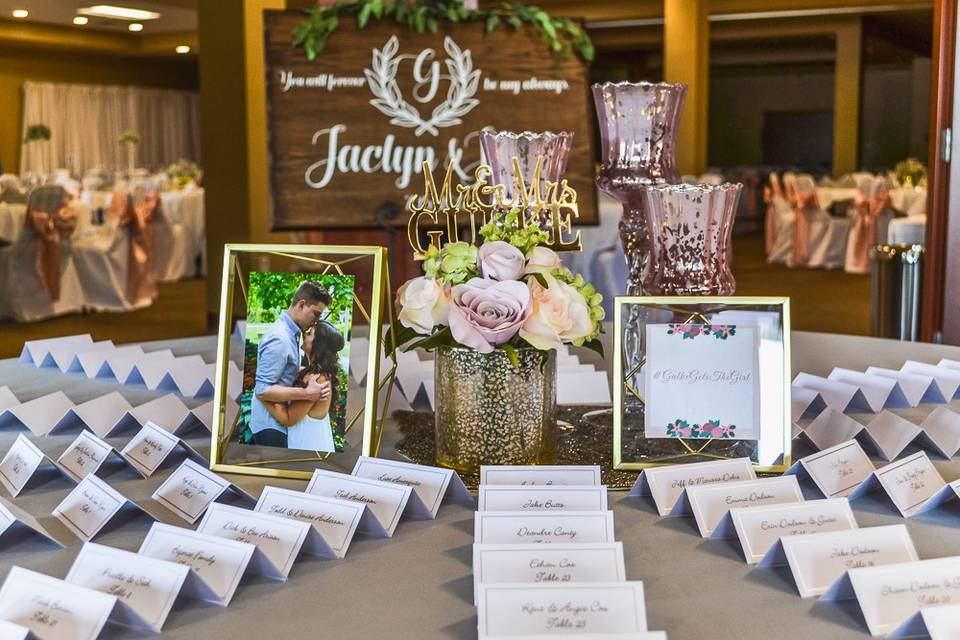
[251, 281, 332, 447]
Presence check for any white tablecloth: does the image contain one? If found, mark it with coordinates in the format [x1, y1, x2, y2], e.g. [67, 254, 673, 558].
[887, 214, 926, 245]
[0, 200, 93, 244]
[815, 185, 926, 216]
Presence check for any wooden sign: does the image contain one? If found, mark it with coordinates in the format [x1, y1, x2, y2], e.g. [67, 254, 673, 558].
[264, 11, 597, 230]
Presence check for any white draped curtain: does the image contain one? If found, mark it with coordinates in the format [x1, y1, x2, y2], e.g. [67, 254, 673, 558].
[19, 81, 201, 175]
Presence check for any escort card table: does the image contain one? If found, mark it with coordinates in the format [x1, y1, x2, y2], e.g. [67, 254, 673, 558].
[1, 332, 960, 639]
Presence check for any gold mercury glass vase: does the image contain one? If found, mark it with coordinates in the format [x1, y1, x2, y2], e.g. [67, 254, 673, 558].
[434, 345, 557, 473]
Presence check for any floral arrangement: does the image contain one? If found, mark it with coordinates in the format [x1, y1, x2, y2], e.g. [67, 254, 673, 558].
[118, 129, 140, 145]
[390, 209, 604, 362]
[665, 418, 736, 439]
[667, 324, 736, 340]
[166, 158, 200, 189]
[294, 0, 594, 63]
[894, 157, 927, 187]
[23, 123, 51, 143]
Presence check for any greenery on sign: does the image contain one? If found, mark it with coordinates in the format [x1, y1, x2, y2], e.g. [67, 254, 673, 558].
[293, 0, 594, 62]
[23, 124, 51, 143]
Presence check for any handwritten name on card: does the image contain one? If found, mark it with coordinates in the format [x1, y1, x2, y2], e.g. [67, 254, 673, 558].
[56, 431, 113, 483]
[474, 511, 616, 545]
[730, 498, 857, 564]
[0, 566, 116, 640]
[773, 525, 918, 598]
[682, 476, 803, 537]
[255, 486, 363, 558]
[477, 582, 647, 637]
[52, 475, 126, 541]
[631, 458, 756, 516]
[152, 459, 230, 524]
[306, 469, 411, 537]
[65, 542, 189, 632]
[793, 440, 874, 498]
[138, 522, 254, 606]
[120, 421, 182, 477]
[872, 452, 946, 516]
[0, 434, 47, 496]
[352, 457, 468, 519]
[478, 486, 608, 512]
[480, 466, 602, 486]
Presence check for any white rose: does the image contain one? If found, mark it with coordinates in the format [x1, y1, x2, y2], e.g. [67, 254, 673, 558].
[397, 277, 449, 335]
[520, 279, 594, 350]
[525, 246, 562, 274]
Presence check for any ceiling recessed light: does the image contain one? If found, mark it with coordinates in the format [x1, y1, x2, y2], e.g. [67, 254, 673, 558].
[73, 16, 89, 25]
[11, 9, 28, 18]
[175, 45, 191, 54]
[128, 22, 144, 32]
[78, 5, 160, 21]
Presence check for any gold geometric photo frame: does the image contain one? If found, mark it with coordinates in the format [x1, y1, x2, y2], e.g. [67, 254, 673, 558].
[613, 296, 792, 474]
[210, 244, 397, 480]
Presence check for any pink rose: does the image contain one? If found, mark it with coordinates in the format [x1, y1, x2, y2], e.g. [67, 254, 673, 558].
[478, 240, 525, 281]
[525, 246, 561, 274]
[448, 278, 532, 353]
[520, 278, 595, 350]
[396, 277, 449, 335]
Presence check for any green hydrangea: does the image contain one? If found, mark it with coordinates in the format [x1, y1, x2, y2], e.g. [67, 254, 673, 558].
[478, 208, 549, 256]
[423, 241, 477, 285]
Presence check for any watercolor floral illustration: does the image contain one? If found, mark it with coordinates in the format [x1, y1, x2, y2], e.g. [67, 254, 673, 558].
[666, 323, 737, 340]
[664, 418, 737, 439]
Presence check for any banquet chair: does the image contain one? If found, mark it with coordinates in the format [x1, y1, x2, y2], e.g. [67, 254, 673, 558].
[130, 178, 191, 281]
[72, 187, 157, 311]
[845, 176, 894, 274]
[0, 185, 85, 321]
[0, 174, 26, 204]
[764, 173, 795, 264]
[793, 174, 850, 270]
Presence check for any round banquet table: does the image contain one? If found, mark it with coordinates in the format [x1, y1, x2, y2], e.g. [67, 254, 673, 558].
[887, 215, 927, 245]
[1, 331, 960, 639]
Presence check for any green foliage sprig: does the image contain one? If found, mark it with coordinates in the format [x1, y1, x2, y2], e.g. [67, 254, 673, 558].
[118, 129, 140, 146]
[293, 0, 594, 63]
[23, 124, 51, 143]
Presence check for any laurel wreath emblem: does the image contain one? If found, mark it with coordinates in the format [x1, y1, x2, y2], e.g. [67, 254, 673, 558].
[364, 36, 481, 138]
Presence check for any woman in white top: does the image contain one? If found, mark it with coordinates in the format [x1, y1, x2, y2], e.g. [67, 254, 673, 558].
[262, 319, 343, 452]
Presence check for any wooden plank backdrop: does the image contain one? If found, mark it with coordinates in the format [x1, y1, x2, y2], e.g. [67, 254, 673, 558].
[263, 10, 598, 233]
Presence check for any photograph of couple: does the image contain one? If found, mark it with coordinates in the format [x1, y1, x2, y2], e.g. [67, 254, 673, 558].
[237, 273, 354, 453]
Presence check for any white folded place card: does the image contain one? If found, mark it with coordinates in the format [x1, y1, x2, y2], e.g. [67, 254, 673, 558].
[0, 391, 75, 436]
[727, 498, 857, 563]
[760, 524, 918, 598]
[152, 459, 255, 524]
[480, 465, 602, 486]
[53, 474, 154, 541]
[474, 511, 616, 544]
[125, 355, 206, 388]
[557, 370, 612, 405]
[47, 341, 113, 373]
[849, 451, 946, 517]
[799, 408, 868, 452]
[792, 386, 826, 421]
[306, 468, 411, 537]
[629, 458, 756, 516]
[0, 619, 31, 640]
[863, 411, 922, 461]
[915, 480, 960, 518]
[56, 431, 129, 483]
[901, 361, 960, 400]
[0, 434, 73, 496]
[197, 502, 310, 581]
[0, 497, 63, 549]
[76, 344, 143, 378]
[0, 566, 117, 640]
[127, 394, 196, 435]
[48, 392, 133, 438]
[0, 387, 19, 414]
[65, 542, 190, 633]
[19, 334, 93, 365]
[491, 635, 666, 640]
[793, 372, 871, 412]
[351, 456, 471, 519]
[99, 349, 174, 382]
[865, 367, 945, 406]
[821, 555, 960, 636]
[888, 603, 960, 640]
[829, 368, 910, 411]
[472, 542, 625, 605]
[255, 485, 364, 559]
[478, 485, 608, 512]
[476, 582, 647, 637]
[156, 362, 215, 398]
[920, 407, 960, 458]
[674, 475, 803, 538]
[138, 522, 254, 606]
[785, 440, 874, 498]
[120, 421, 205, 477]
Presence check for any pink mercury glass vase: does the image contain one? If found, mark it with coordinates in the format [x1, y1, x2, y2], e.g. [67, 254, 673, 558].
[592, 81, 686, 295]
[480, 127, 574, 228]
[639, 183, 742, 296]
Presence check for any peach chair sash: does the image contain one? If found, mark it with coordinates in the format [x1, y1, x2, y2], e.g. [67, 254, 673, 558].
[763, 175, 785, 255]
[28, 203, 77, 301]
[847, 188, 891, 273]
[789, 191, 818, 267]
[115, 189, 158, 303]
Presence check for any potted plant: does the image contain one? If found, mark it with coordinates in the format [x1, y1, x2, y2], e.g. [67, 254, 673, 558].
[118, 129, 140, 175]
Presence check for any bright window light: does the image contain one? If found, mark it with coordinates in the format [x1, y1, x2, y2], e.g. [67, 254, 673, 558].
[77, 5, 160, 21]
[128, 22, 144, 32]
[11, 9, 29, 18]
[175, 45, 191, 54]
[73, 16, 89, 25]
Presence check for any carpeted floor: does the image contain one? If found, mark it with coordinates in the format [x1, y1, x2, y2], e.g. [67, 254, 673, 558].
[0, 234, 871, 358]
